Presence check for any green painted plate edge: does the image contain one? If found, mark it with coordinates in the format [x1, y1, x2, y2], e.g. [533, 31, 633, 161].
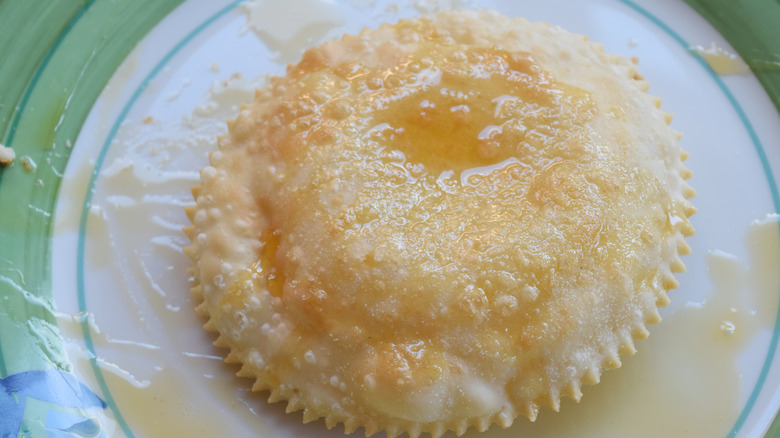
[0, 0, 184, 368]
[683, 0, 780, 117]
[0, 0, 778, 436]
[0, 0, 184, 435]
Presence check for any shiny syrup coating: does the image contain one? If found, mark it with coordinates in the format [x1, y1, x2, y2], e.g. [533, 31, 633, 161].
[237, 33, 636, 405]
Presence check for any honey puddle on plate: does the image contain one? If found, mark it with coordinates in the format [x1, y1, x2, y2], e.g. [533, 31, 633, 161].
[690, 43, 751, 76]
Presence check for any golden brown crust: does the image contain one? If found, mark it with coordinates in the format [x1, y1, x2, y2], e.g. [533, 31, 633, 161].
[185, 10, 695, 437]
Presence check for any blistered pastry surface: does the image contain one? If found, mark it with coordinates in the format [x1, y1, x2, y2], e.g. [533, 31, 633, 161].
[185, 10, 694, 437]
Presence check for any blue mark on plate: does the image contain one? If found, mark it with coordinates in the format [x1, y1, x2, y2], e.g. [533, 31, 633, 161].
[45, 411, 103, 438]
[0, 369, 106, 438]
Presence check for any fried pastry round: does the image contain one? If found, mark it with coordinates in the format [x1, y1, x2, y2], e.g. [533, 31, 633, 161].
[184, 10, 695, 437]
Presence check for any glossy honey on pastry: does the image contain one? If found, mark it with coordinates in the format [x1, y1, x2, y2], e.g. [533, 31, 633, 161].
[184, 9, 695, 438]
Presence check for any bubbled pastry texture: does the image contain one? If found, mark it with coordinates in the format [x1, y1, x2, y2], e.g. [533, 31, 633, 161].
[184, 9, 695, 438]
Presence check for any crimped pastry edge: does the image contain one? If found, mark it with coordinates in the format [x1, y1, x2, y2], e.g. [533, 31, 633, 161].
[183, 9, 696, 438]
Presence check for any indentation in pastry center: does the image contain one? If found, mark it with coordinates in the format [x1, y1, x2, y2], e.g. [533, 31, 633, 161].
[367, 48, 593, 176]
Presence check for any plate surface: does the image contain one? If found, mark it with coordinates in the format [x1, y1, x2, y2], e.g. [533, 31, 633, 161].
[2, 0, 780, 437]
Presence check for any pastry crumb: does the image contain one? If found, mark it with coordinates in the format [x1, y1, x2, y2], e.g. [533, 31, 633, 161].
[0, 144, 14, 166]
[20, 156, 36, 172]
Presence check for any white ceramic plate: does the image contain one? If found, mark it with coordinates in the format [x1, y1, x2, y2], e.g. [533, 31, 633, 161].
[4, 0, 780, 437]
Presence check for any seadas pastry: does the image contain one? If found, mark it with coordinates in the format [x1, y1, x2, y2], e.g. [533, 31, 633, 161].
[184, 9, 695, 438]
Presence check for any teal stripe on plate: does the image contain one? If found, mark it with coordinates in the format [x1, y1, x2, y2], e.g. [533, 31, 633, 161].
[76, 2, 243, 436]
[619, 2, 780, 437]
